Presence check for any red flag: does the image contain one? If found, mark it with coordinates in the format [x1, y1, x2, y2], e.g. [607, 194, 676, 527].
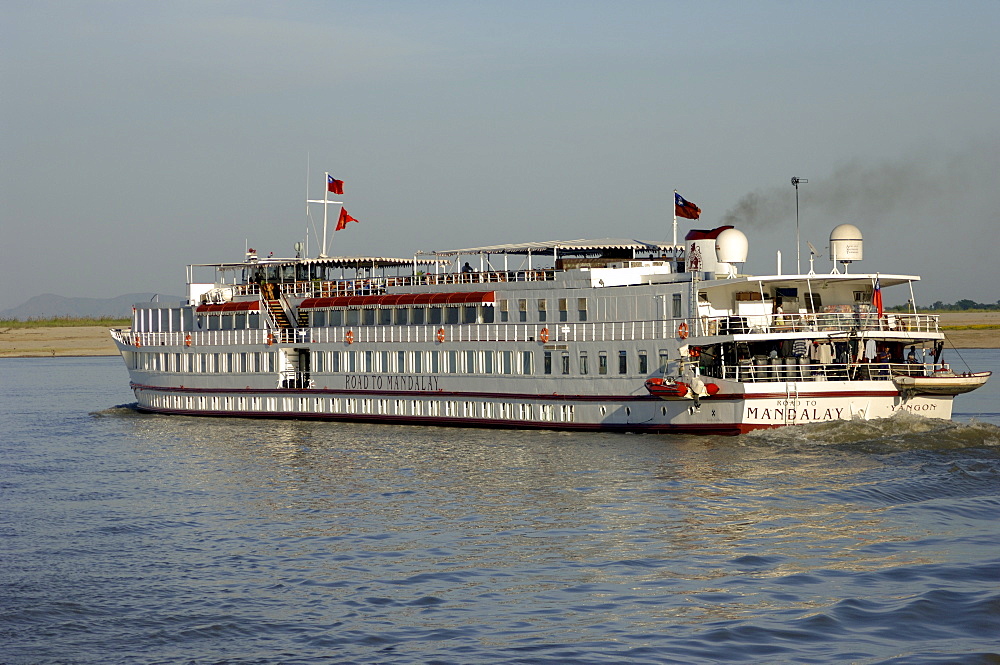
[872, 276, 883, 317]
[335, 207, 359, 231]
[674, 192, 701, 220]
[327, 174, 344, 195]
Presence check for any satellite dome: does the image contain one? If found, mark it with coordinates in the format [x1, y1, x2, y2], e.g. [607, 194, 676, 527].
[830, 224, 863, 262]
[715, 228, 749, 264]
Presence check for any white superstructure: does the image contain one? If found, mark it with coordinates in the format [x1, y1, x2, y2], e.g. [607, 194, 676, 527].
[112, 224, 988, 434]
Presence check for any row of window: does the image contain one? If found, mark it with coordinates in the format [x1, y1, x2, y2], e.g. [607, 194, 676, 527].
[137, 291, 688, 332]
[145, 392, 577, 422]
[132, 348, 668, 377]
[131, 351, 276, 373]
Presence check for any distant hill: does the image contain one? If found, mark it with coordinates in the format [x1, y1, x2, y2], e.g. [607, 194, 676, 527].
[0, 293, 185, 321]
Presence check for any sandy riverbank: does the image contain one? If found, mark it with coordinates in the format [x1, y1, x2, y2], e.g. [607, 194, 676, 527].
[1, 313, 997, 358]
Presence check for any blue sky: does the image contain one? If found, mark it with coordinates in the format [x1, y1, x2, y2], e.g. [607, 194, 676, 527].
[2, 1, 998, 311]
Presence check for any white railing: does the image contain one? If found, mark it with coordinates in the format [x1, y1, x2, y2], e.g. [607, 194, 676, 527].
[268, 270, 558, 299]
[115, 309, 942, 350]
[716, 361, 942, 383]
[698, 312, 938, 336]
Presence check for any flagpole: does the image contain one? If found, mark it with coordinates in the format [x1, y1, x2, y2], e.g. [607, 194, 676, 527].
[672, 190, 678, 256]
[321, 172, 330, 258]
[306, 173, 343, 259]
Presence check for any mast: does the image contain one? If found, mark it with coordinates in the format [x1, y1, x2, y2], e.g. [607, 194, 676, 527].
[672, 189, 678, 254]
[306, 171, 343, 258]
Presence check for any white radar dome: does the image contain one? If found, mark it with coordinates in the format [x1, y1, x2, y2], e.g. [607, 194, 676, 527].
[829, 224, 863, 262]
[715, 228, 749, 264]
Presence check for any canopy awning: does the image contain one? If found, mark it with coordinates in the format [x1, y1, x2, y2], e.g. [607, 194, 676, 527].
[195, 301, 260, 314]
[423, 238, 671, 257]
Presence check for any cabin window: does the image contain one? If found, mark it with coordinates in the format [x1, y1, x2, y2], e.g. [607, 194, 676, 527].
[499, 299, 509, 322]
[347, 351, 357, 373]
[363, 309, 376, 326]
[249, 313, 260, 328]
[379, 308, 392, 325]
[544, 351, 552, 375]
[558, 298, 568, 322]
[518, 299, 527, 322]
[578, 298, 588, 322]
[429, 351, 440, 373]
[462, 306, 477, 324]
[672, 293, 682, 319]
[639, 351, 648, 375]
[579, 352, 589, 375]
[394, 308, 408, 325]
[619, 350, 628, 374]
[234, 313, 247, 329]
[465, 350, 477, 373]
[804, 292, 822, 311]
[429, 307, 442, 325]
[413, 351, 422, 373]
[599, 352, 608, 375]
[379, 350, 391, 372]
[397, 351, 407, 373]
[411, 307, 425, 325]
[313, 311, 326, 327]
[537, 299, 547, 322]
[346, 310, 360, 326]
[483, 351, 495, 374]
[481, 306, 494, 323]
[446, 307, 460, 325]
[447, 350, 459, 373]
[328, 310, 342, 326]
[561, 352, 570, 375]
[522, 351, 533, 375]
[659, 350, 669, 372]
[500, 350, 513, 374]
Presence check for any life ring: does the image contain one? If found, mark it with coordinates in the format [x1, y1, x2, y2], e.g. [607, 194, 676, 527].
[134, 334, 142, 347]
[677, 322, 689, 339]
[436, 328, 446, 343]
[539, 327, 550, 343]
[266, 332, 275, 346]
[345, 330, 354, 345]
[184, 334, 192, 347]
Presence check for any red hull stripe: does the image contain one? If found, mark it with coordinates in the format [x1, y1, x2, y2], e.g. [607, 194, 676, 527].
[132, 403, 751, 435]
[132, 383, 901, 402]
[300, 291, 496, 309]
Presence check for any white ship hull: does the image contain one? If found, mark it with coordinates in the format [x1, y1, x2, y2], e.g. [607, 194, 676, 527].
[113, 215, 986, 435]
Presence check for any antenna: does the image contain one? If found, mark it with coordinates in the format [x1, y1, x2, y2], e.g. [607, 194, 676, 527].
[791, 177, 809, 273]
[806, 240, 818, 275]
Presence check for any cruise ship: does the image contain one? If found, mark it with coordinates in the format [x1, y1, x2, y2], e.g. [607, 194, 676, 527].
[112, 199, 989, 434]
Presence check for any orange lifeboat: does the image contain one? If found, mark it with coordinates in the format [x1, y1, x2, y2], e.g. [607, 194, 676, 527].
[644, 377, 720, 400]
[644, 377, 691, 400]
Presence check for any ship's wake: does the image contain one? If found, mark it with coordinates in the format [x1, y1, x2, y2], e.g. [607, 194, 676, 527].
[744, 411, 1000, 452]
[89, 403, 143, 417]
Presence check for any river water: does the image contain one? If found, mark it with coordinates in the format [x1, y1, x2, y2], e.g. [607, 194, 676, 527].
[2, 351, 999, 664]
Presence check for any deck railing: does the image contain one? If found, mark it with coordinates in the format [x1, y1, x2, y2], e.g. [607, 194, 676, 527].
[116, 308, 943, 350]
[228, 270, 557, 300]
[716, 360, 942, 383]
[698, 312, 938, 336]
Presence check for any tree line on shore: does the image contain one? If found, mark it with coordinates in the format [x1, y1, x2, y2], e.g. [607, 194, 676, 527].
[889, 299, 1000, 313]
